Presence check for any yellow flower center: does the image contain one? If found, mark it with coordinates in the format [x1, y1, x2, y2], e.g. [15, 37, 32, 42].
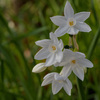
[48, 44, 57, 53]
[69, 21, 74, 26]
[58, 80, 62, 83]
[52, 46, 56, 51]
[71, 60, 76, 64]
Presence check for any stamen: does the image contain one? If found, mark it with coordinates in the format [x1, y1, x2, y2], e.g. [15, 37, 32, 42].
[52, 46, 56, 50]
[67, 18, 76, 27]
[71, 60, 76, 64]
[69, 21, 74, 26]
[58, 80, 62, 83]
[48, 44, 57, 53]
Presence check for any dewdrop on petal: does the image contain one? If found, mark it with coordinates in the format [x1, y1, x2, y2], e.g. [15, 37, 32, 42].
[32, 63, 47, 73]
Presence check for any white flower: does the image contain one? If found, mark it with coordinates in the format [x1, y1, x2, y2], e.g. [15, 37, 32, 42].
[55, 49, 93, 81]
[41, 72, 72, 95]
[50, 1, 91, 37]
[34, 32, 63, 66]
[32, 63, 46, 73]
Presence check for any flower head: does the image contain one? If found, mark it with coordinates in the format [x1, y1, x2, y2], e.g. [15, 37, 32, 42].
[55, 49, 93, 81]
[34, 32, 63, 66]
[41, 72, 72, 95]
[50, 1, 91, 37]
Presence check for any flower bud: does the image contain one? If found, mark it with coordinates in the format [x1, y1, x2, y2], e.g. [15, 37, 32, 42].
[32, 63, 46, 73]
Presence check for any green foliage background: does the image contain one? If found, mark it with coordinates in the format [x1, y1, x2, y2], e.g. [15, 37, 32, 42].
[0, 0, 100, 100]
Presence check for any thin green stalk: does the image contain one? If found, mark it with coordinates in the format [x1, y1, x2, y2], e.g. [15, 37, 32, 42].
[77, 78, 85, 100]
[91, 0, 98, 25]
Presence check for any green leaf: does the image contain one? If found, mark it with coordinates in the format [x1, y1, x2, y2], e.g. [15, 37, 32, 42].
[87, 27, 100, 59]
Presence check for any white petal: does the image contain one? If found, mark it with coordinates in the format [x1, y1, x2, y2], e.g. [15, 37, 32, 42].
[41, 76, 54, 86]
[34, 48, 50, 60]
[45, 53, 56, 66]
[54, 26, 69, 37]
[54, 62, 60, 67]
[35, 39, 51, 47]
[75, 22, 91, 32]
[66, 79, 72, 89]
[58, 49, 73, 66]
[50, 32, 59, 44]
[77, 58, 93, 68]
[58, 39, 64, 50]
[32, 63, 46, 73]
[63, 80, 72, 95]
[43, 72, 56, 79]
[66, 27, 79, 35]
[56, 51, 63, 62]
[54, 73, 64, 81]
[50, 16, 66, 26]
[73, 65, 84, 81]
[75, 52, 86, 58]
[52, 80, 63, 94]
[60, 65, 72, 77]
[74, 12, 90, 22]
[61, 50, 85, 62]
[63, 49, 73, 56]
[64, 1, 74, 19]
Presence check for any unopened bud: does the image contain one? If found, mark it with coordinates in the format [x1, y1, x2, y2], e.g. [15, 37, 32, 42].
[32, 63, 46, 73]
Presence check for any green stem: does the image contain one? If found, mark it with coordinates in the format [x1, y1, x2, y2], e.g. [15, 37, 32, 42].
[77, 78, 85, 100]
[72, 35, 85, 100]
[73, 35, 79, 51]
[76, 27, 100, 100]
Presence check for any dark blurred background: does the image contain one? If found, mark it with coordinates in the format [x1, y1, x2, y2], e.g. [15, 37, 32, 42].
[0, 0, 100, 100]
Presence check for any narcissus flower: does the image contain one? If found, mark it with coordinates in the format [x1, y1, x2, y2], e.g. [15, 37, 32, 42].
[55, 49, 93, 81]
[32, 63, 46, 73]
[34, 32, 63, 66]
[41, 72, 72, 95]
[50, 1, 91, 37]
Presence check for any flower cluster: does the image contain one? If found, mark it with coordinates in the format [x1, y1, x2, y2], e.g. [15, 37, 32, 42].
[32, 1, 93, 95]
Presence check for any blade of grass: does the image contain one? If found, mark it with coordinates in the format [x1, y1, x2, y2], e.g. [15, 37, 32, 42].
[87, 27, 100, 59]
[38, 11, 49, 38]
[14, 41, 36, 98]
[91, 0, 98, 25]
[48, 0, 59, 14]
[76, 27, 100, 100]
[0, 60, 4, 84]
[0, 45, 34, 100]
[0, 11, 36, 99]
[0, 89, 25, 99]
[1, 26, 48, 46]
[0, 13, 13, 36]
[14, 26, 48, 40]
